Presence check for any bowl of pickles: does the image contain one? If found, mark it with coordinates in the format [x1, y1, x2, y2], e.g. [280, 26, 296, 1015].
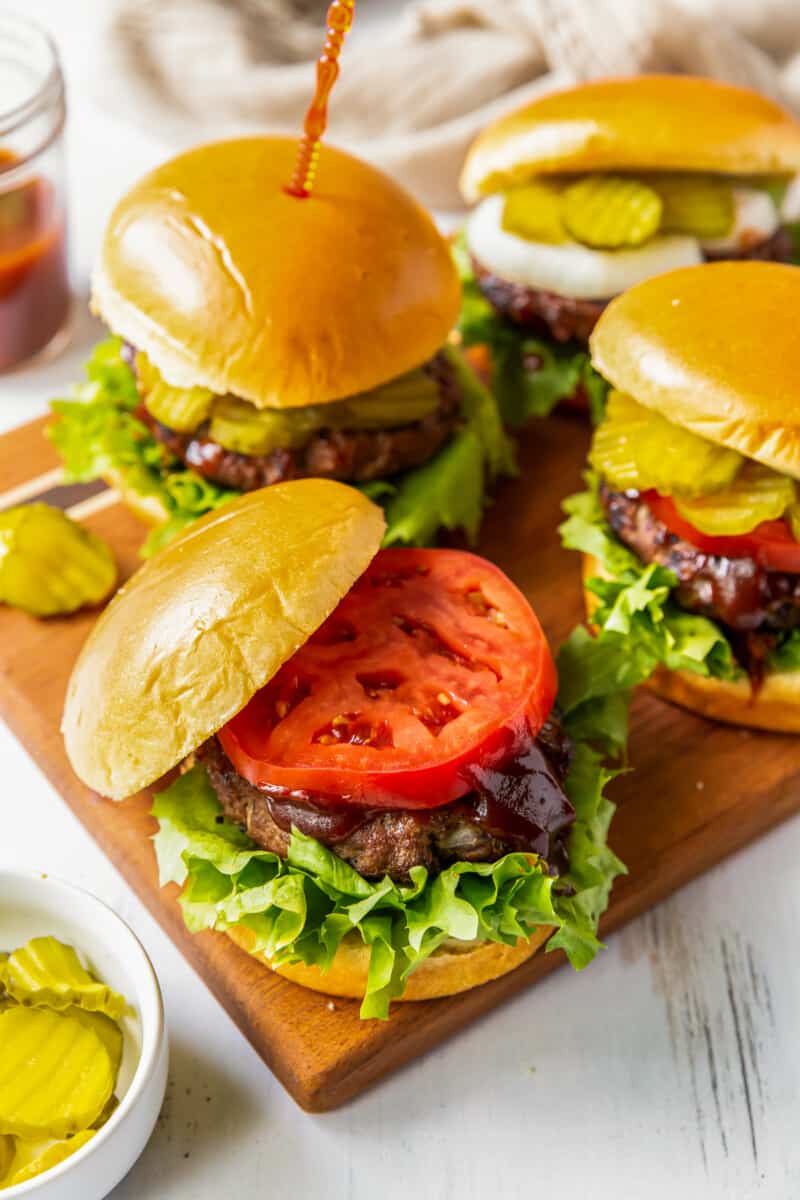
[0, 871, 168, 1198]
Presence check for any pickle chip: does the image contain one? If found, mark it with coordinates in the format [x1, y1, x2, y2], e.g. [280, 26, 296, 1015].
[0, 1135, 14, 1184]
[3, 1129, 95, 1189]
[562, 176, 662, 248]
[646, 174, 734, 238]
[3, 937, 127, 1020]
[0, 1008, 113, 1139]
[66, 1007, 123, 1077]
[674, 463, 795, 535]
[589, 390, 743, 497]
[501, 181, 567, 244]
[0, 505, 117, 618]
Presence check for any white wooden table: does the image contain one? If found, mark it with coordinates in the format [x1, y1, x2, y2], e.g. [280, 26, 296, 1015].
[2, 4, 799, 1196]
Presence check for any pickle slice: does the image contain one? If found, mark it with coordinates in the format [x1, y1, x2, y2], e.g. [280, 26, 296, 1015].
[562, 176, 662, 248]
[501, 181, 567, 244]
[589, 390, 743, 497]
[66, 1008, 123, 1077]
[0, 505, 117, 618]
[4, 1130, 95, 1188]
[144, 378, 214, 433]
[674, 463, 795, 534]
[2, 937, 127, 1019]
[0, 1135, 13, 1183]
[0, 1008, 113, 1138]
[341, 369, 439, 428]
[209, 397, 325, 455]
[645, 174, 734, 238]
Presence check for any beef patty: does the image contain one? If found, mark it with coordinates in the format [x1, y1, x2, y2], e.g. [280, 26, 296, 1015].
[197, 715, 575, 884]
[599, 485, 800, 673]
[138, 351, 462, 492]
[472, 226, 794, 344]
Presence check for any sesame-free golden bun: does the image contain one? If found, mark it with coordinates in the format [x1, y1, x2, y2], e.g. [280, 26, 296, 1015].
[590, 262, 800, 479]
[92, 136, 461, 409]
[460, 75, 800, 202]
[582, 554, 800, 732]
[62, 480, 385, 800]
[227, 922, 553, 1004]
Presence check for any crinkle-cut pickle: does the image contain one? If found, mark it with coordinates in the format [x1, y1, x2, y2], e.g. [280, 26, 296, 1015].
[0, 1135, 13, 1184]
[0, 1008, 113, 1139]
[589, 390, 743, 497]
[674, 463, 796, 535]
[501, 181, 567, 244]
[562, 176, 662, 248]
[2, 936, 127, 1020]
[644, 173, 735, 238]
[0, 504, 116, 618]
[2, 1129, 95, 1189]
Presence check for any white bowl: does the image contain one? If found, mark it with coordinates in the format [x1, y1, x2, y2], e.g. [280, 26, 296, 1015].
[0, 871, 168, 1199]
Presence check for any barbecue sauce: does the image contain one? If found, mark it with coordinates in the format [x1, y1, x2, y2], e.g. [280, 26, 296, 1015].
[286, 0, 356, 198]
[0, 150, 69, 371]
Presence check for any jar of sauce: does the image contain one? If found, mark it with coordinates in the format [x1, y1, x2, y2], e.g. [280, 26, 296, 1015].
[0, 14, 69, 372]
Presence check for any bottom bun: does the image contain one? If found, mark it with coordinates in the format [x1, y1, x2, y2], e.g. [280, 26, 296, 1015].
[226, 923, 552, 1003]
[582, 552, 800, 733]
[103, 466, 170, 527]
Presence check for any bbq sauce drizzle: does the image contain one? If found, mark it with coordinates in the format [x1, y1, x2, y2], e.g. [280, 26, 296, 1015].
[286, 0, 356, 198]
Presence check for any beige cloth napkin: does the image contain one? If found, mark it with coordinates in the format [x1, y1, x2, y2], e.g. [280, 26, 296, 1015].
[97, 0, 800, 210]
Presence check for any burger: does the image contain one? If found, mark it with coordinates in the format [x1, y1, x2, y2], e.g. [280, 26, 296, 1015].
[562, 260, 800, 732]
[456, 76, 800, 425]
[50, 137, 512, 555]
[62, 479, 623, 1018]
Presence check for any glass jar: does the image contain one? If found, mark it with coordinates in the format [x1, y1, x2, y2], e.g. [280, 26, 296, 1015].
[0, 13, 69, 372]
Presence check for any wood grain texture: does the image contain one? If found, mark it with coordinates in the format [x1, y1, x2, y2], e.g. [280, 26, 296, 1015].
[2, 413, 800, 1113]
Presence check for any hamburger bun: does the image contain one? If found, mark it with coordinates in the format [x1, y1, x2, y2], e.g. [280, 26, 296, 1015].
[582, 553, 800, 732]
[62, 480, 385, 799]
[93, 136, 460, 410]
[227, 922, 553, 1003]
[589, 262, 800, 479]
[461, 75, 800, 202]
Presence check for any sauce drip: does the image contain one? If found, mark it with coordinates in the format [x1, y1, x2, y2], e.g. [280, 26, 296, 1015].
[286, 0, 356, 198]
[0, 150, 69, 371]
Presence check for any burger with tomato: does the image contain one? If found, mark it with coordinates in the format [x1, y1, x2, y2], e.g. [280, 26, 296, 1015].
[63, 480, 623, 1018]
[50, 136, 512, 555]
[456, 75, 800, 425]
[562, 260, 800, 731]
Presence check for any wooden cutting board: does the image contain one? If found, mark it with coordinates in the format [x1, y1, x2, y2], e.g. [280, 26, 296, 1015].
[3, 412, 800, 1113]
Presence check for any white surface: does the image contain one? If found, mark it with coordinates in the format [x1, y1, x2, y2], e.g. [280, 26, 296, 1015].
[2, 4, 800, 1197]
[0, 872, 167, 1199]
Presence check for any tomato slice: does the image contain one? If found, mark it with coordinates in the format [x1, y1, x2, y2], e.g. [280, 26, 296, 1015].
[218, 548, 557, 809]
[644, 491, 800, 573]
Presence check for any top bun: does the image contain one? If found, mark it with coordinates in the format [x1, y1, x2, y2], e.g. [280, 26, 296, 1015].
[589, 261, 800, 479]
[461, 75, 800, 202]
[62, 480, 385, 800]
[93, 137, 460, 409]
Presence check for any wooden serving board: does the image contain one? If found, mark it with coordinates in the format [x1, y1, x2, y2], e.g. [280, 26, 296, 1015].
[3, 413, 800, 1112]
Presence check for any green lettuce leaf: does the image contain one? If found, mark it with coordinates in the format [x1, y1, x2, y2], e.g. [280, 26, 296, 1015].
[453, 232, 608, 425]
[50, 338, 512, 556]
[152, 692, 625, 1020]
[48, 338, 234, 557]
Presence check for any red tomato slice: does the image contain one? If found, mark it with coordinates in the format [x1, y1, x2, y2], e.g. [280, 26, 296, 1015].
[218, 548, 557, 810]
[644, 491, 800, 573]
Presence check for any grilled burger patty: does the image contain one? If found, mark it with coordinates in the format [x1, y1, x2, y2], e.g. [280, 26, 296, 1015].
[197, 714, 575, 884]
[137, 351, 463, 491]
[472, 227, 793, 343]
[600, 484, 800, 674]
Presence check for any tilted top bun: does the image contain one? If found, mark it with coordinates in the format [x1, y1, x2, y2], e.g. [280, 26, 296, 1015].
[63, 481, 385, 800]
[93, 137, 460, 409]
[460, 75, 800, 202]
[589, 262, 800, 479]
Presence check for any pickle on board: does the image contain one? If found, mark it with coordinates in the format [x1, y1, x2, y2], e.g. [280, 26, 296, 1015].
[0, 504, 117, 618]
[2, 937, 127, 1020]
[501, 181, 567, 244]
[0, 1008, 113, 1139]
[589, 390, 743, 496]
[3, 1129, 95, 1188]
[645, 174, 734, 238]
[674, 463, 796, 535]
[562, 176, 662, 248]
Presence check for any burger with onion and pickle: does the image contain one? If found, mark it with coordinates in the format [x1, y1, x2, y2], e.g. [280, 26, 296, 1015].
[63, 480, 623, 1018]
[456, 75, 800, 424]
[50, 137, 512, 555]
[562, 260, 800, 731]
